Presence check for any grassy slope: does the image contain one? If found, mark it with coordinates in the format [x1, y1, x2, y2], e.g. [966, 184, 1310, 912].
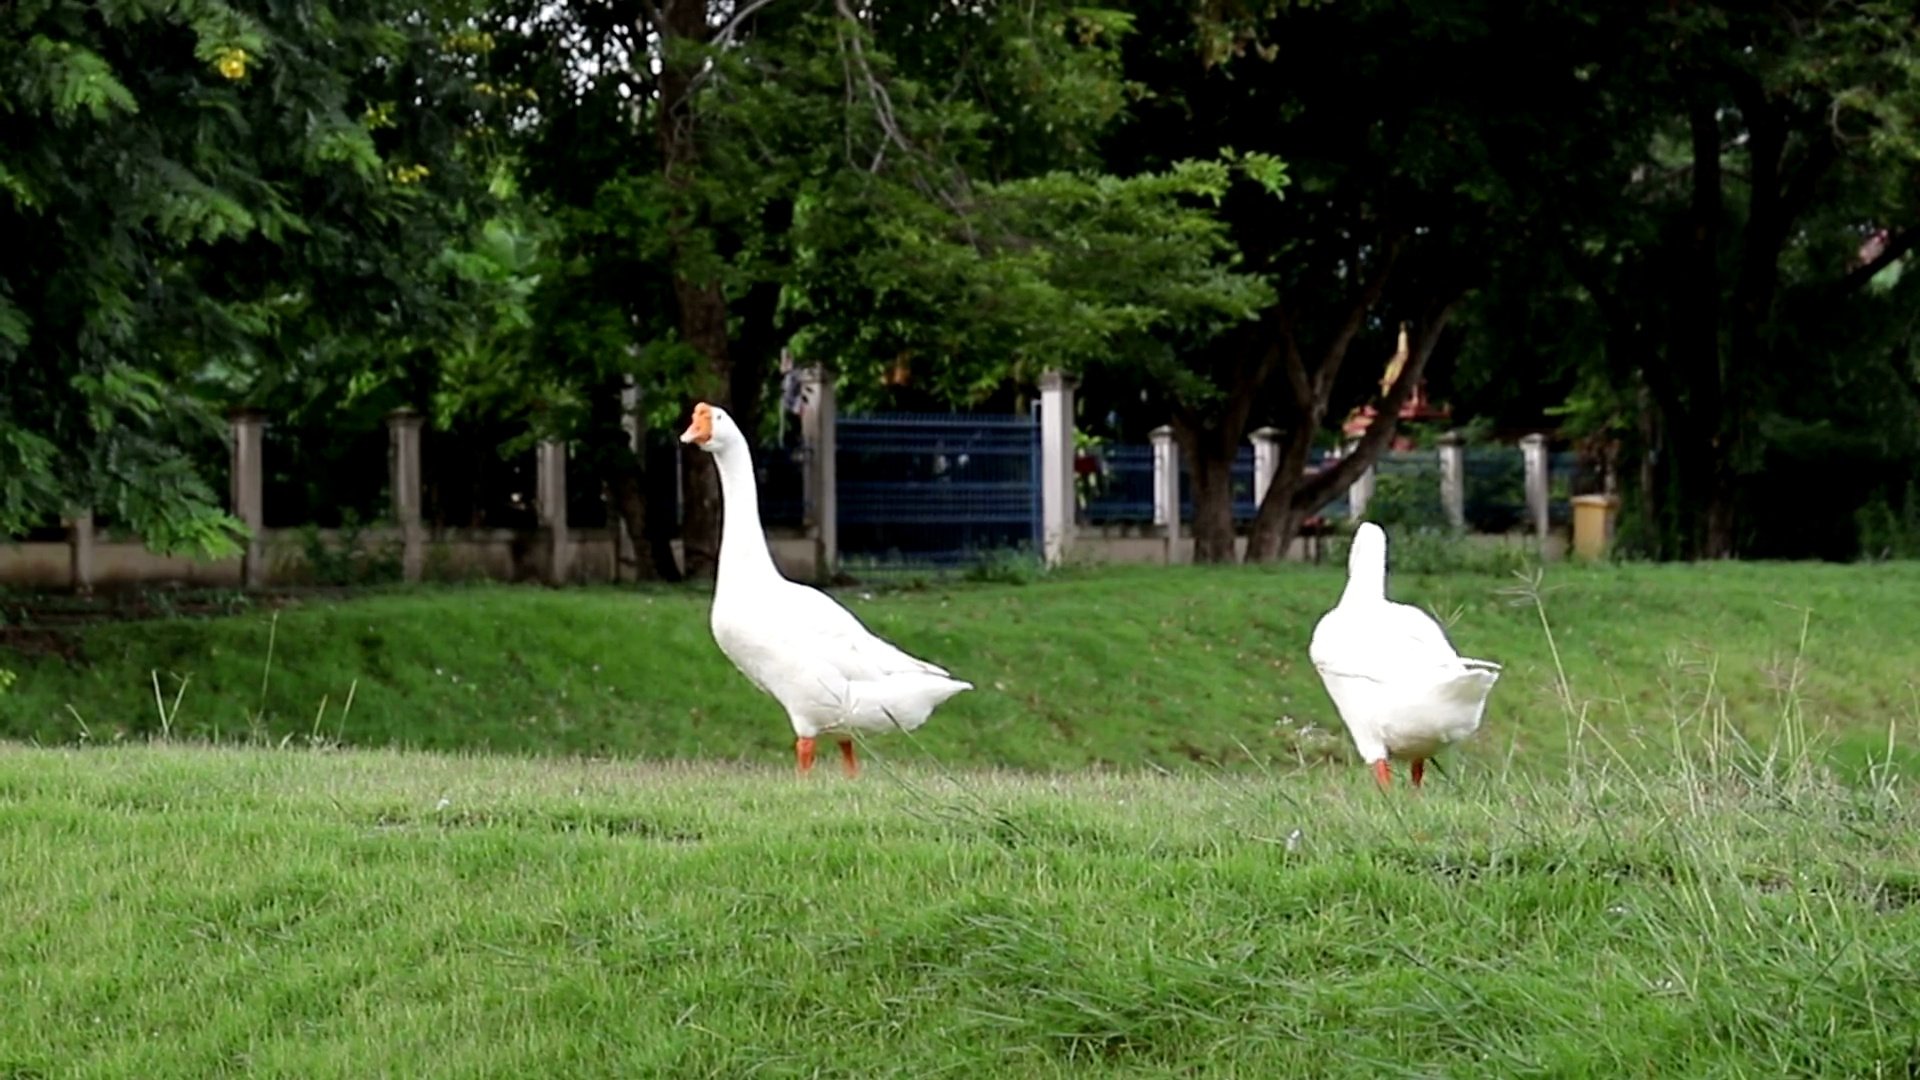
[5, 562, 1920, 775]
[2, 745, 1917, 1077]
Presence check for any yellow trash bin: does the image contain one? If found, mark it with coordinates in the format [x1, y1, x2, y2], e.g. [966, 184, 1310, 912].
[1570, 494, 1620, 560]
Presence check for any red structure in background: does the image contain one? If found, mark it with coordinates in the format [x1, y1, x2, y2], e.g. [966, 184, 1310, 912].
[1341, 324, 1449, 448]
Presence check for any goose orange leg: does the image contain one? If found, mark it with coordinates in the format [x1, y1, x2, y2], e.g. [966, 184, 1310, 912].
[1372, 759, 1392, 788]
[840, 739, 858, 777]
[795, 737, 817, 775]
[1410, 759, 1426, 788]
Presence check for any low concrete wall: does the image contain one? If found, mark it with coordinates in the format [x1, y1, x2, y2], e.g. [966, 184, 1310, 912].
[0, 524, 1561, 590]
[0, 527, 822, 590]
[1070, 523, 1327, 565]
[1070, 525, 1566, 566]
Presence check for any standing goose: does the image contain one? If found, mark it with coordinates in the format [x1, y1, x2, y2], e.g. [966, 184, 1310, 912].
[1308, 522, 1501, 788]
[681, 402, 972, 775]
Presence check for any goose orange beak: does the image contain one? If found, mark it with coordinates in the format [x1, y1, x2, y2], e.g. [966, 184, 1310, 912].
[680, 403, 713, 445]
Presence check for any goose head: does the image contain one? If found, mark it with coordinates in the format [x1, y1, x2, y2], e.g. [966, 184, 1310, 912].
[679, 402, 745, 454]
[1343, 521, 1388, 602]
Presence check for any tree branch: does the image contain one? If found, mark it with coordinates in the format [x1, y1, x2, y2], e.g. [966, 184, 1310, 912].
[711, 0, 783, 48]
[1220, 341, 1281, 441]
[1560, 242, 1629, 331]
[1310, 233, 1405, 403]
[1837, 225, 1919, 295]
[835, 0, 909, 172]
[828, 0, 973, 225]
[1777, 134, 1837, 230]
[1274, 301, 1312, 411]
[1296, 293, 1463, 509]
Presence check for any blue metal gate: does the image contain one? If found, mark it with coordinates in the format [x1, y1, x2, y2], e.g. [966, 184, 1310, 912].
[837, 411, 1041, 568]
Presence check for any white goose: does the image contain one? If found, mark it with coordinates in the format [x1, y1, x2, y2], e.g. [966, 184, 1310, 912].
[681, 402, 972, 775]
[1308, 522, 1501, 788]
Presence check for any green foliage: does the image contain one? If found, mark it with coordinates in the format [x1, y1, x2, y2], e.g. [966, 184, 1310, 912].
[0, 0, 499, 554]
[788, 159, 1277, 407]
[483, 1, 1278, 421]
[288, 512, 404, 587]
[1508, 0, 1920, 558]
[1363, 470, 1448, 533]
[429, 173, 563, 432]
[1, 0, 1917, 567]
[958, 548, 1050, 586]
[1326, 522, 1537, 578]
[1856, 480, 1920, 561]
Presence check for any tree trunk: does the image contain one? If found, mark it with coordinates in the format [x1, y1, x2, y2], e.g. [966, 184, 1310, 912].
[1180, 427, 1238, 563]
[1240, 235, 1408, 562]
[1243, 499, 1306, 562]
[1257, 294, 1462, 556]
[726, 276, 785, 447]
[1668, 79, 1834, 560]
[673, 276, 732, 581]
[1633, 378, 1664, 557]
[1242, 421, 1318, 562]
[653, 0, 732, 580]
[585, 378, 677, 582]
[1681, 94, 1728, 553]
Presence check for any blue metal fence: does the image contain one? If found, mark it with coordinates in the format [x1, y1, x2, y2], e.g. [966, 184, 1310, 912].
[1548, 450, 1578, 526]
[1179, 446, 1259, 523]
[1084, 444, 1155, 524]
[837, 412, 1040, 567]
[755, 443, 808, 529]
[1463, 445, 1527, 533]
[1367, 449, 1445, 526]
[1310, 449, 1350, 521]
[1082, 444, 1353, 525]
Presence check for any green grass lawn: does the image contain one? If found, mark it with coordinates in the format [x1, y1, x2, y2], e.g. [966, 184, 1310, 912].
[4, 561, 1919, 776]
[4, 562, 1920, 1075]
[1, 743, 1916, 1076]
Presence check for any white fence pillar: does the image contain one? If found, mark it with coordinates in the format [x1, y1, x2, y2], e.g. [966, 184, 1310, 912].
[1249, 426, 1281, 509]
[621, 379, 644, 454]
[1345, 441, 1374, 521]
[1038, 371, 1077, 567]
[1150, 425, 1181, 557]
[1521, 433, 1550, 544]
[1438, 430, 1466, 532]
[800, 366, 837, 580]
[388, 408, 425, 582]
[536, 438, 571, 584]
[229, 409, 266, 589]
[65, 510, 95, 595]
[613, 378, 643, 582]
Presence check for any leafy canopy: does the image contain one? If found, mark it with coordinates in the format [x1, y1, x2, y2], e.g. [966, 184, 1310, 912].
[0, 0, 497, 552]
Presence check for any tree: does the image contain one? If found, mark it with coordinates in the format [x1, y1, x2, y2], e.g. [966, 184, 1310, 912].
[0, 0, 497, 553]
[1105, 0, 1583, 562]
[1538, 1, 1920, 558]
[488, 1, 1275, 576]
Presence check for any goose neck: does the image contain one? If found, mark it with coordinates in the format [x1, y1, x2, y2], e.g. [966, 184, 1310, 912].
[710, 439, 780, 583]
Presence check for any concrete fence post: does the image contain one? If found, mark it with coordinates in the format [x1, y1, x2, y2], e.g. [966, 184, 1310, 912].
[1150, 425, 1181, 563]
[65, 510, 95, 595]
[1038, 371, 1077, 567]
[1345, 441, 1375, 521]
[800, 366, 838, 581]
[535, 438, 571, 584]
[613, 378, 643, 583]
[229, 409, 267, 589]
[1249, 426, 1281, 510]
[387, 408, 425, 582]
[1438, 430, 1466, 532]
[1521, 433, 1550, 545]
